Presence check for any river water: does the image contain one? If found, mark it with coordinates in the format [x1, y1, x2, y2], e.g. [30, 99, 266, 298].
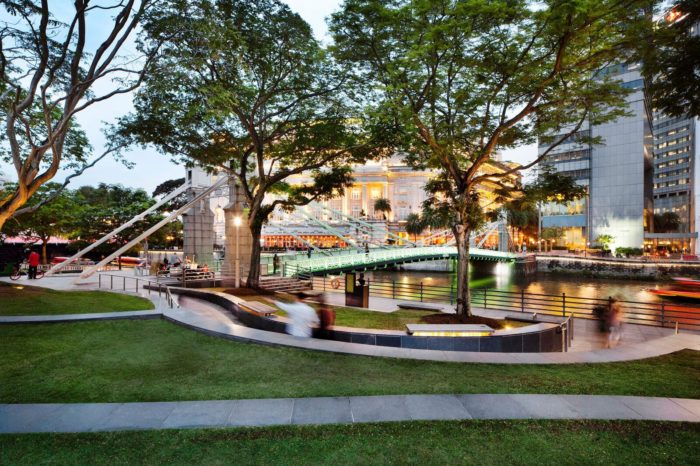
[363, 261, 666, 303]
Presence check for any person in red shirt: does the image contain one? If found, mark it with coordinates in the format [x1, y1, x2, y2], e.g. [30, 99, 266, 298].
[27, 249, 40, 279]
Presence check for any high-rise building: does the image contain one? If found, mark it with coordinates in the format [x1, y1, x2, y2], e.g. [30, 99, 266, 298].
[538, 62, 654, 252]
[648, 113, 698, 252]
[646, 11, 700, 254]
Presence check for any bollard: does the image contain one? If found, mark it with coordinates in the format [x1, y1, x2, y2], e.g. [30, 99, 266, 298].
[661, 303, 665, 327]
[521, 289, 525, 313]
[420, 282, 424, 302]
[562, 292, 566, 317]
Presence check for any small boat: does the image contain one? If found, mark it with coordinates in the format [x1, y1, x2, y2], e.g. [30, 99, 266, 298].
[648, 277, 700, 302]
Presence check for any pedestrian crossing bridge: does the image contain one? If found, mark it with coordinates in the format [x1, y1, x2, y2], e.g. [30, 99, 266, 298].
[282, 246, 517, 277]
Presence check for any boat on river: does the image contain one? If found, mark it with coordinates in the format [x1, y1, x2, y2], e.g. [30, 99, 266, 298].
[648, 277, 700, 302]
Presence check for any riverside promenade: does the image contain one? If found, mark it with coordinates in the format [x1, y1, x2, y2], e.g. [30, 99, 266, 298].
[2, 273, 699, 364]
[2, 273, 699, 435]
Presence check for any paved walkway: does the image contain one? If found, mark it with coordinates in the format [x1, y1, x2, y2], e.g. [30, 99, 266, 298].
[1, 394, 698, 433]
[162, 296, 700, 364]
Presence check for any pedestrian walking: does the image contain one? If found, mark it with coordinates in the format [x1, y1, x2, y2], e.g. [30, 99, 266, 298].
[27, 249, 40, 279]
[273, 253, 280, 275]
[605, 298, 624, 348]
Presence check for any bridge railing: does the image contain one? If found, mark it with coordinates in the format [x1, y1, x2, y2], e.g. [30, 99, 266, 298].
[309, 275, 700, 330]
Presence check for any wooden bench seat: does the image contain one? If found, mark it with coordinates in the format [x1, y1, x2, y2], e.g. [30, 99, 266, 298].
[396, 302, 444, 311]
[239, 301, 278, 316]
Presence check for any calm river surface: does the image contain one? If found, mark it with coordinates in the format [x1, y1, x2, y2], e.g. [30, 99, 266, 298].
[363, 262, 666, 303]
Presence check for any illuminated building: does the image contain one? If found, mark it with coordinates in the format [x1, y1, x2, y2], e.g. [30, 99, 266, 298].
[538, 62, 654, 252]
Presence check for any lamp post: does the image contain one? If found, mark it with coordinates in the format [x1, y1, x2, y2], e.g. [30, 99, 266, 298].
[585, 241, 590, 258]
[234, 215, 241, 288]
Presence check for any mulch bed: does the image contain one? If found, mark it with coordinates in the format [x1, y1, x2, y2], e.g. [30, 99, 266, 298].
[419, 313, 508, 329]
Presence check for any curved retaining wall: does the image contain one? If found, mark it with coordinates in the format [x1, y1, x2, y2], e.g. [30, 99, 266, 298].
[167, 287, 564, 353]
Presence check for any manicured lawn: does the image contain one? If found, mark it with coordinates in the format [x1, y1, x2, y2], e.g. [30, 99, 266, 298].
[0, 320, 698, 403]
[1, 421, 698, 465]
[0, 282, 153, 315]
[332, 306, 434, 330]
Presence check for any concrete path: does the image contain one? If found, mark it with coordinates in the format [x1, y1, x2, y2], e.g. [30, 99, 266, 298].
[1, 394, 698, 433]
[162, 292, 700, 364]
[0, 310, 161, 324]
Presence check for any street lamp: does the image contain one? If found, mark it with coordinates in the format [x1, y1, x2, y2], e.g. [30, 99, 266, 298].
[233, 215, 242, 288]
[585, 241, 590, 258]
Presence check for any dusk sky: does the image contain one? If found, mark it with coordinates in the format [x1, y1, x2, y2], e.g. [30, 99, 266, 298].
[1, 0, 535, 194]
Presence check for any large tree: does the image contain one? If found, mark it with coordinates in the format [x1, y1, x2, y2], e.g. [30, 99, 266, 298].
[120, 0, 383, 287]
[0, 0, 160, 231]
[69, 184, 159, 258]
[331, 0, 648, 317]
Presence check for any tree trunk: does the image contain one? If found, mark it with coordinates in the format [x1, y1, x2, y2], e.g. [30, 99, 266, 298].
[246, 221, 263, 289]
[41, 238, 48, 265]
[454, 223, 472, 319]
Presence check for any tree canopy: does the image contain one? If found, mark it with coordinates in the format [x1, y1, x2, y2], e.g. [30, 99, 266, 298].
[0, 0, 160, 231]
[120, 0, 385, 286]
[331, 0, 649, 317]
[642, 0, 700, 118]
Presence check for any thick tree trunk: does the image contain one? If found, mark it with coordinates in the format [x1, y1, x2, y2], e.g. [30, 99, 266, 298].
[246, 221, 263, 289]
[454, 224, 472, 319]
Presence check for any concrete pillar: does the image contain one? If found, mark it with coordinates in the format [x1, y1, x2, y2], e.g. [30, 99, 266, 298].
[182, 188, 215, 266]
[222, 179, 253, 286]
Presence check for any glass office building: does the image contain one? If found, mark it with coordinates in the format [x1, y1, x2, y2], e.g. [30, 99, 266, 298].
[538, 63, 654, 252]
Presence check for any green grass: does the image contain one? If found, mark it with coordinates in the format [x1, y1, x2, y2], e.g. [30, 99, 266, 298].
[0, 282, 154, 316]
[1, 421, 698, 465]
[1, 320, 698, 403]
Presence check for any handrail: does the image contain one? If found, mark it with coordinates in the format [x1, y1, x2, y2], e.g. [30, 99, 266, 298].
[97, 273, 179, 309]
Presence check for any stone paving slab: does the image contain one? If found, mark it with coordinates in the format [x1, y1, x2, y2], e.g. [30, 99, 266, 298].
[292, 397, 352, 425]
[92, 402, 179, 431]
[349, 396, 410, 423]
[403, 395, 471, 421]
[162, 401, 236, 429]
[227, 398, 294, 427]
[1, 394, 698, 434]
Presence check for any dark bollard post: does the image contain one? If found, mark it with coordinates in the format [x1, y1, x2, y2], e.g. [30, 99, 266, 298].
[562, 293, 566, 316]
[123, 277, 126, 291]
[450, 282, 454, 305]
[420, 282, 423, 302]
[392, 280, 396, 299]
[110, 275, 113, 289]
[521, 289, 525, 312]
[661, 303, 665, 327]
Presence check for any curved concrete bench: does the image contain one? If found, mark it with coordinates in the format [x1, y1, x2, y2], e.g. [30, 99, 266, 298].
[164, 287, 566, 353]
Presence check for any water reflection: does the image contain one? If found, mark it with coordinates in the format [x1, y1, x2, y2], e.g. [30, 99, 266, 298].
[363, 261, 664, 303]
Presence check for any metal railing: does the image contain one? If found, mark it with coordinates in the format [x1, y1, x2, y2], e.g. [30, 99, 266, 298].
[560, 313, 575, 352]
[98, 273, 179, 308]
[308, 275, 700, 330]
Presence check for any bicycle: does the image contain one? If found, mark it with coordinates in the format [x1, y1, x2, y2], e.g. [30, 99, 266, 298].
[10, 262, 44, 280]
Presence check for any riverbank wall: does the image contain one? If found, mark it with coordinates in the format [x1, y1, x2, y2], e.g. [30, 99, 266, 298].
[537, 255, 700, 279]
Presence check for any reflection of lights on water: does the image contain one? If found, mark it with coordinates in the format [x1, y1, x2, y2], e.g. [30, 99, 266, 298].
[494, 262, 512, 288]
[401, 275, 409, 283]
[425, 276, 433, 281]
